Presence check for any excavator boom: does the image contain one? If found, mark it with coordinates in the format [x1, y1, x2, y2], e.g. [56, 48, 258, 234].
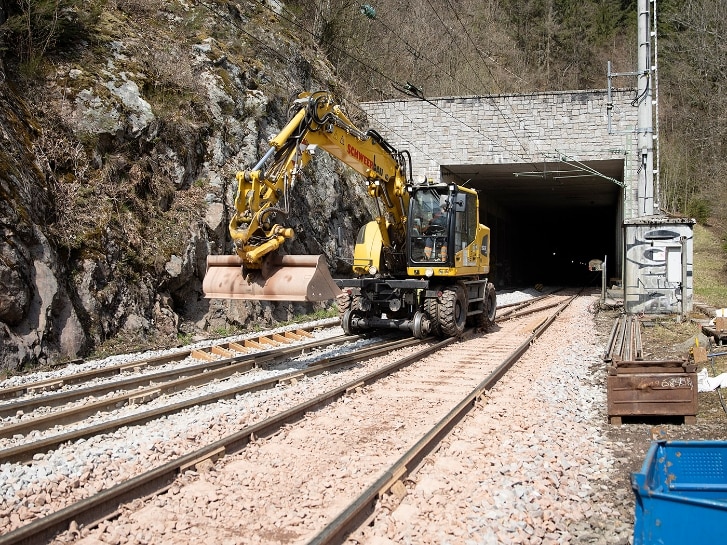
[204, 90, 410, 303]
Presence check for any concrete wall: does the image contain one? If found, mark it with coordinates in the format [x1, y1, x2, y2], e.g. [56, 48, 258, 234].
[361, 90, 694, 315]
[361, 89, 640, 217]
[624, 218, 695, 314]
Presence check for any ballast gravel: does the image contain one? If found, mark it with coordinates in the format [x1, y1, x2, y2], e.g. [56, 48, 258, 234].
[358, 295, 633, 545]
[1, 287, 644, 544]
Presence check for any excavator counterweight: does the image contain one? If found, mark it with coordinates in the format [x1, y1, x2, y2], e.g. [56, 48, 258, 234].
[203, 254, 341, 302]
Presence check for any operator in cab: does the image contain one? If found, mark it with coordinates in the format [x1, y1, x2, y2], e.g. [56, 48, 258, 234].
[423, 205, 448, 261]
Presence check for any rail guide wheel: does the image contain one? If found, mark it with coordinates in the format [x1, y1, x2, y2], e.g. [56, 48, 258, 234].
[412, 310, 431, 339]
[341, 309, 361, 335]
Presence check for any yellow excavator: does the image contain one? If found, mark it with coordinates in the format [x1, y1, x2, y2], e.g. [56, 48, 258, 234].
[203, 90, 496, 338]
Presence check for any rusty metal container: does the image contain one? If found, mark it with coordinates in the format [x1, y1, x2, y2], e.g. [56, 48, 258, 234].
[607, 359, 698, 425]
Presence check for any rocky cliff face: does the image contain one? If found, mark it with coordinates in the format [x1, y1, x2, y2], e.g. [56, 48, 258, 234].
[0, 1, 374, 372]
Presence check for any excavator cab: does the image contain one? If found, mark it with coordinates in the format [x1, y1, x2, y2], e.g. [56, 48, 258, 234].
[406, 182, 487, 274]
[408, 187, 453, 264]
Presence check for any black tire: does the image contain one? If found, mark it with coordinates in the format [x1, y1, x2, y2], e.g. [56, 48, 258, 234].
[337, 292, 352, 321]
[337, 291, 362, 321]
[482, 282, 497, 331]
[439, 284, 467, 337]
[424, 292, 441, 337]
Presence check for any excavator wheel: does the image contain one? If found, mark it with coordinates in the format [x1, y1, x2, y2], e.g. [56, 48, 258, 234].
[439, 284, 467, 337]
[337, 292, 352, 320]
[423, 290, 441, 337]
[482, 282, 497, 330]
[467, 282, 497, 332]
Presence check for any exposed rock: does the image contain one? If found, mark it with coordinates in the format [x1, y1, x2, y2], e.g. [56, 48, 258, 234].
[0, 2, 374, 371]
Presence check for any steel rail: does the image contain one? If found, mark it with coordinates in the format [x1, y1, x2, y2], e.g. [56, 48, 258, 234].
[0, 296, 555, 448]
[0, 321, 339, 402]
[495, 294, 554, 317]
[0, 335, 452, 545]
[0, 332, 356, 420]
[497, 299, 564, 322]
[0, 298, 567, 543]
[306, 294, 578, 545]
[0, 336, 420, 464]
[0, 335, 351, 438]
[493, 293, 552, 311]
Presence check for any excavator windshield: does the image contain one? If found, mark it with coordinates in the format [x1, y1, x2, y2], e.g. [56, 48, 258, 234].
[408, 188, 453, 264]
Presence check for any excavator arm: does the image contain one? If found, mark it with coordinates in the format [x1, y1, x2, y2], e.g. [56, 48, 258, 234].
[203, 91, 412, 302]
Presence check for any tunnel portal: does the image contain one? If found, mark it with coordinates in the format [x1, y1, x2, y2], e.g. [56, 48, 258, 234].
[362, 90, 636, 290]
[444, 159, 623, 288]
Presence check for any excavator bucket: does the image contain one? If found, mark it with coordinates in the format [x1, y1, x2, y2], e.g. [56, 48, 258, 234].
[203, 254, 341, 302]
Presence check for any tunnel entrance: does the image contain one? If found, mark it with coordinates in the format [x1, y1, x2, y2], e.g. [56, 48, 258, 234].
[442, 159, 624, 289]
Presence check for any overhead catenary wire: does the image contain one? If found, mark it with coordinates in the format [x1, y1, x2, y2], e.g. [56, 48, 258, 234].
[242, 0, 541, 167]
[197, 0, 619, 185]
[422, 0, 543, 166]
[440, 0, 526, 87]
[258, 0, 578, 182]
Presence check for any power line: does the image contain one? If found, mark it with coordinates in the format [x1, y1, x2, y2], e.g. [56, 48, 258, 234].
[440, 0, 526, 89]
[245, 0, 534, 164]
[195, 1, 616, 185]
[424, 0, 541, 164]
[192, 0, 443, 168]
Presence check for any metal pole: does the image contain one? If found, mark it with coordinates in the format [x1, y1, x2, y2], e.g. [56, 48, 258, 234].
[602, 254, 607, 304]
[637, 0, 655, 216]
[607, 61, 613, 134]
[651, 0, 661, 212]
[681, 236, 688, 319]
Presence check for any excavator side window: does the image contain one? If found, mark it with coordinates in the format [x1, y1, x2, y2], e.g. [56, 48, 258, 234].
[454, 193, 477, 253]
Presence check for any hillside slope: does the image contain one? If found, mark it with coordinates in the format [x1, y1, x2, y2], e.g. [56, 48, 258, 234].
[0, 0, 373, 371]
[1, 0, 724, 371]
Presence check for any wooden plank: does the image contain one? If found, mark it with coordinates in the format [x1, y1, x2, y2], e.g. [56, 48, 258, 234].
[211, 346, 233, 358]
[272, 333, 294, 344]
[191, 349, 215, 361]
[227, 342, 249, 354]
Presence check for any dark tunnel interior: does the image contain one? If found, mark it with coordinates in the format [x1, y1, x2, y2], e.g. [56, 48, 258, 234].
[443, 159, 624, 289]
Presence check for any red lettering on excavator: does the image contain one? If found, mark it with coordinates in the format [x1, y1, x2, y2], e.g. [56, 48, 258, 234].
[347, 144, 372, 169]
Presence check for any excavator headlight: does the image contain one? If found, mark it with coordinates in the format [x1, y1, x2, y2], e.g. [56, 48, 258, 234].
[368, 266, 378, 276]
[424, 268, 434, 277]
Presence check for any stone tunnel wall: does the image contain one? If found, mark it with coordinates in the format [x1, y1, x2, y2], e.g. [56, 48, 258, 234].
[361, 89, 639, 218]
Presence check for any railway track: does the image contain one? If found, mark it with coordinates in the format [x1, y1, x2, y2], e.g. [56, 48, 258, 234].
[0, 291, 578, 544]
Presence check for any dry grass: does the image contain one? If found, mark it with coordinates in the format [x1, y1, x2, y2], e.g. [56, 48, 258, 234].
[693, 223, 727, 309]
